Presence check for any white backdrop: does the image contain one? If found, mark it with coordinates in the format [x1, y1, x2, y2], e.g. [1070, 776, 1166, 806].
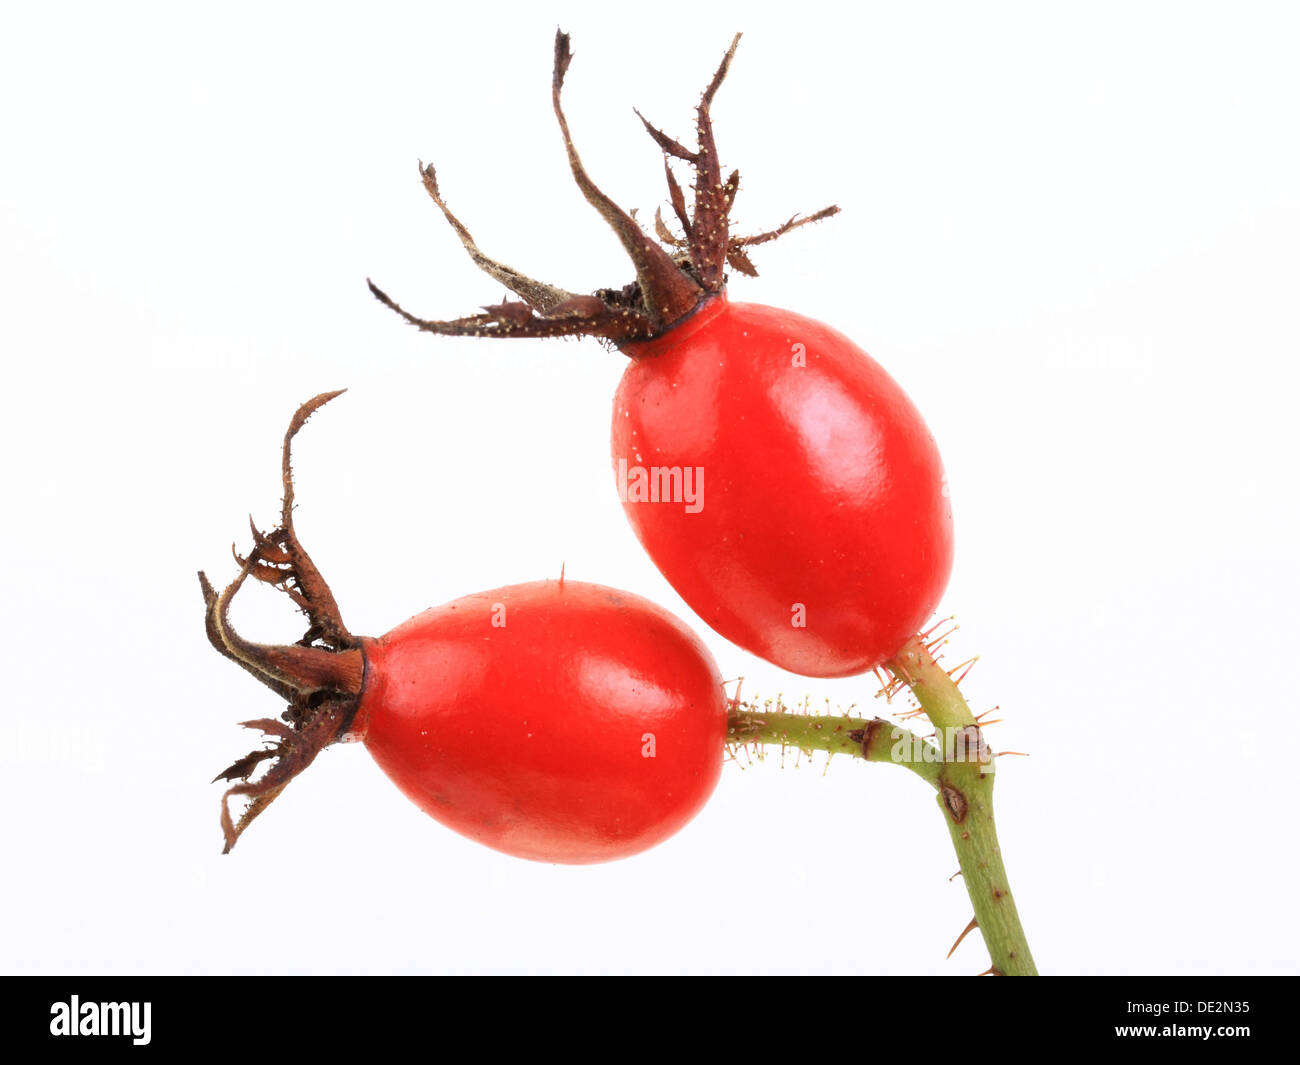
[2, 0, 1297, 975]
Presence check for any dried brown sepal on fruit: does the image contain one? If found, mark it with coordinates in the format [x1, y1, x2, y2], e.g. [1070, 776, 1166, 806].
[198, 391, 363, 853]
[367, 30, 839, 345]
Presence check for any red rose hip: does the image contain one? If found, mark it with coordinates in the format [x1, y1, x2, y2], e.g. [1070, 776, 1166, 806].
[350, 580, 726, 863]
[201, 393, 727, 861]
[613, 296, 952, 677]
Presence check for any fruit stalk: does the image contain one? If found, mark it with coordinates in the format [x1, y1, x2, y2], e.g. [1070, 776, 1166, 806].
[887, 636, 1037, 975]
[728, 709, 944, 785]
[728, 636, 1038, 975]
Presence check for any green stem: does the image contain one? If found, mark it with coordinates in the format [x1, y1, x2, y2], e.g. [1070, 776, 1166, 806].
[728, 710, 945, 787]
[727, 636, 1038, 976]
[887, 636, 1036, 975]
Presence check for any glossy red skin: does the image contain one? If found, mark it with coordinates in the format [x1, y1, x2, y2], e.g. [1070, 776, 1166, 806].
[347, 580, 727, 864]
[614, 296, 953, 678]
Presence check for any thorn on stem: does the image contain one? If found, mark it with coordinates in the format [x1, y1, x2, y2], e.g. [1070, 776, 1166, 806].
[946, 915, 979, 959]
[947, 656, 979, 687]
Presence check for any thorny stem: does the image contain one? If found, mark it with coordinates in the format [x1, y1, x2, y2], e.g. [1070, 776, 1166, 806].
[885, 637, 1037, 975]
[728, 639, 1038, 976]
[728, 708, 944, 788]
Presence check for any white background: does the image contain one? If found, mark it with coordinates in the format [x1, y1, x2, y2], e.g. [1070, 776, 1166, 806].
[2, 0, 1297, 975]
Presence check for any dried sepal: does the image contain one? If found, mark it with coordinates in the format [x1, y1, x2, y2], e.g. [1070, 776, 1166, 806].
[200, 392, 366, 852]
[370, 30, 841, 348]
[419, 162, 576, 314]
[367, 278, 659, 342]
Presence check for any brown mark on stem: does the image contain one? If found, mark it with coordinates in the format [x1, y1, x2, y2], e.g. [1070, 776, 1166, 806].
[847, 717, 890, 760]
[940, 781, 969, 824]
